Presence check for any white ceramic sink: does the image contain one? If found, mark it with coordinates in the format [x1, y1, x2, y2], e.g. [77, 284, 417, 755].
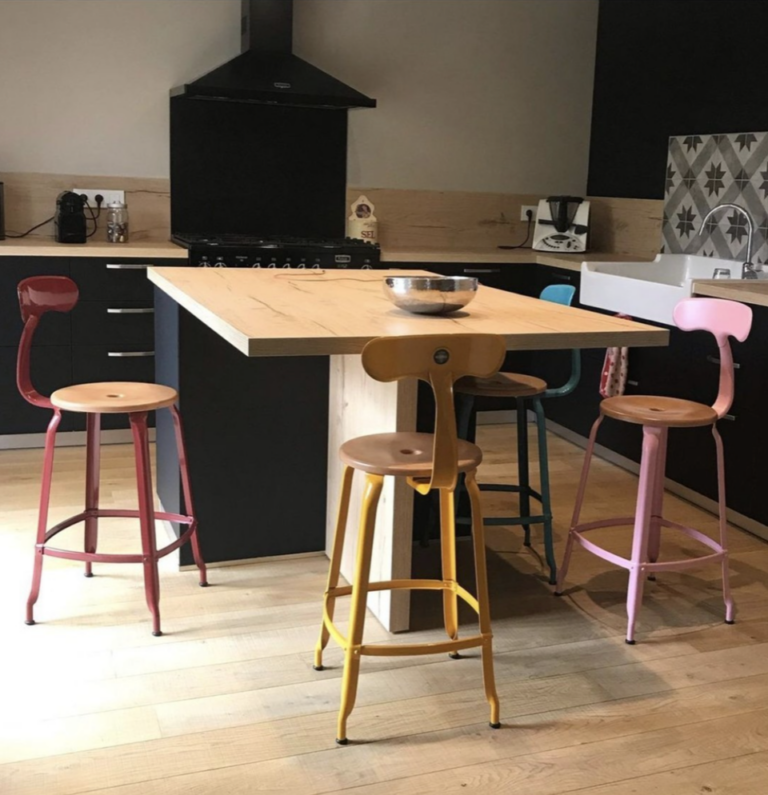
[580, 254, 747, 325]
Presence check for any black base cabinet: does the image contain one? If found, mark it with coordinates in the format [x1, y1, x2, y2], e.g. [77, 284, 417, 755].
[155, 290, 330, 565]
[0, 254, 182, 436]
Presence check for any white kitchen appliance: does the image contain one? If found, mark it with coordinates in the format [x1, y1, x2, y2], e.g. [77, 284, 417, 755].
[532, 195, 590, 253]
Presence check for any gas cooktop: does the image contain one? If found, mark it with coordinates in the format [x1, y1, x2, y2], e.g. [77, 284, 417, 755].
[171, 233, 380, 269]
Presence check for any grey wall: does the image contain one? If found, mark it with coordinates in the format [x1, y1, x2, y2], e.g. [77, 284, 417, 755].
[0, 0, 240, 177]
[294, 0, 599, 194]
[0, 0, 599, 194]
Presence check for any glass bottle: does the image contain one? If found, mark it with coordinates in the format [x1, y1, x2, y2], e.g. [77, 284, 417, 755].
[106, 200, 129, 243]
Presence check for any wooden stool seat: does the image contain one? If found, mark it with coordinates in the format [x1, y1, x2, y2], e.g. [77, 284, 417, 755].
[456, 372, 547, 398]
[601, 395, 717, 428]
[340, 432, 482, 477]
[51, 382, 178, 414]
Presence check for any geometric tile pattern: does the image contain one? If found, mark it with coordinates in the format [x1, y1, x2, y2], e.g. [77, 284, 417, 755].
[663, 131, 768, 265]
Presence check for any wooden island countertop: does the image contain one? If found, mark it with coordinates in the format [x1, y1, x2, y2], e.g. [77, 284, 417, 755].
[147, 266, 667, 357]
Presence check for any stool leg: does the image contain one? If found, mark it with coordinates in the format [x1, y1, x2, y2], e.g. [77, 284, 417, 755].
[516, 399, 531, 546]
[26, 410, 62, 626]
[440, 488, 460, 654]
[170, 405, 207, 587]
[83, 413, 101, 578]
[337, 473, 383, 745]
[315, 464, 354, 671]
[465, 469, 500, 728]
[532, 398, 557, 585]
[626, 426, 661, 644]
[556, 416, 603, 595]
[647, 427, 667, 581]
[130, 412, 162, 637]
[713, 426, 735, 624]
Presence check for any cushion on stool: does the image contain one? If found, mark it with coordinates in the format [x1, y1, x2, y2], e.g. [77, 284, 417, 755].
[51, 382, 178, 414]
[600, 395, 717, 428]
[340, 432, 483, 477]
[455, 372, 547, 398]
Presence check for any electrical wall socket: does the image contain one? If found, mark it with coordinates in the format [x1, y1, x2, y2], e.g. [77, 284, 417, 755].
[520, 205, 538, 222]
[72, 188, 125, 207]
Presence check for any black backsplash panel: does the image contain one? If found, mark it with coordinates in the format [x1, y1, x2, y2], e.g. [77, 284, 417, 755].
[170, 98, 347, 238]
[588, 0, 768, 199]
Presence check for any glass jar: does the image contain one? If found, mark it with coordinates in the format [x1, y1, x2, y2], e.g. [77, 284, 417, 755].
[106, 200, 129, 243]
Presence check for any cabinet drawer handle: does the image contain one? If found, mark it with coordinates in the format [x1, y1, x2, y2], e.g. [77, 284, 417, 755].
[107, 351, 155, 358]
[106, 263, 150, 270]
[107, 308, 154, 314]
[707, 355, 740, 369]
[722, 414, 737, 421]
[463, 268, 500, 274]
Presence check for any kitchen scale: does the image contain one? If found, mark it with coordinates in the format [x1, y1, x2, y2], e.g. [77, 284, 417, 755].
[532, 195, 590, 253]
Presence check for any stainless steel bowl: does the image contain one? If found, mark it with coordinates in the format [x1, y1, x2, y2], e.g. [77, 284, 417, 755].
[383, 275, 479, 314]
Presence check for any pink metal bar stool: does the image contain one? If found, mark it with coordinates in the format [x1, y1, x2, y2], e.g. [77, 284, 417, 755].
[18, 276, 208, 636]
[555, 297, 752, 644]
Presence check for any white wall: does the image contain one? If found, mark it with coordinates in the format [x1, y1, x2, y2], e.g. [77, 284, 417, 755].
[294, 0, 599, 194]
[0, 0, 240, 177]
[0, 0, 599, 194]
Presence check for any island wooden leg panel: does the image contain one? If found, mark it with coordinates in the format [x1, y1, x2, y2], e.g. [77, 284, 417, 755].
[326, 354, 417, 632]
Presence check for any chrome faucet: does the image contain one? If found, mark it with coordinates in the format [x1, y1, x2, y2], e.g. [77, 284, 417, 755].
[698, 203, 758, 279]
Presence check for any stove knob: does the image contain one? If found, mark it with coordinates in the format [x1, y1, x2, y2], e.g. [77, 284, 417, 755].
[199, 257, 210, 267]
[311, 263, 321, 270]
[214, 257, 226, 268]
[252, 257, 262, 269]
[361, 260, 372, 270]
[297, 263, 306, 269]
[283, 258, 292, 269]
[268, 258, 277, 269]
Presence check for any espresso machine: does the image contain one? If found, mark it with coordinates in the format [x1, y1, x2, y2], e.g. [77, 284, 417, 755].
[532, 195, 590, 253]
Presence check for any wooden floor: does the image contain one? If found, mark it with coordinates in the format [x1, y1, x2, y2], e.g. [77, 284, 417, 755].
[1, 424, 768, 794]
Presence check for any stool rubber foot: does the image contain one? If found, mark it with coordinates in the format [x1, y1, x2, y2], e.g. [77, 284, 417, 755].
[725, 619, 735, 625]
[152, 630, 163, 637]
[25, 619, 35, 626]
[554, 591, 563, 597]
[313, 664, 325, 671]
[448, 652, 461, 660]
[647, 575, 656, 581]
[199, 582, 209, 587]
[523, 541, 532, 548]
[490, 722, 501, 730]
[84, 572, 94, 578]
[336, 738, 349, 746]
[625, 639, 636, 645]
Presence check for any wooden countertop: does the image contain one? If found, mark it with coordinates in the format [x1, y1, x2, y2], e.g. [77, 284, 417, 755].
[148, 266, 667, 357]
[380, 248, 649, 272]
[0, 237, 648, 272]
[0, 237, 187, 258]
[692, 280, 768, 308]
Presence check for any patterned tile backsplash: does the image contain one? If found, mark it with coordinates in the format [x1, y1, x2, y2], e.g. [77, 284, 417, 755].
[663, 131, 768, 265]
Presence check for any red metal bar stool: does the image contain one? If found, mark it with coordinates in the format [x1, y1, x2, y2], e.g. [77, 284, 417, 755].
[555, 297, 752, 644]
[17, 276, 207, 636]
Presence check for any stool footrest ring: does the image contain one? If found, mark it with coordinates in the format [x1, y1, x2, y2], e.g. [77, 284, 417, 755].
[38, 509, 197, 564]
[571, 516, 728, 572]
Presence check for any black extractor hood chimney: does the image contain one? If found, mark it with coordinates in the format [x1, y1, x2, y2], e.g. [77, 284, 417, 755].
[171, 0, 376, 109]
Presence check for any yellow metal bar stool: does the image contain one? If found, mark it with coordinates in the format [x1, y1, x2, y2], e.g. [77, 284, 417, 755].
[314, 333, 506, 745]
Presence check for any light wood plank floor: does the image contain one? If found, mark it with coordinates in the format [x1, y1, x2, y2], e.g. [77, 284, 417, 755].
[1, 424, 768, 794]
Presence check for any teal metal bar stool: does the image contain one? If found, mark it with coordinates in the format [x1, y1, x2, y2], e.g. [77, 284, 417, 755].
[454, 284, 580, 584]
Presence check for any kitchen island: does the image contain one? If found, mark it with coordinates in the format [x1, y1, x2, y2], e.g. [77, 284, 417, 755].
[149, 267, 666, 631]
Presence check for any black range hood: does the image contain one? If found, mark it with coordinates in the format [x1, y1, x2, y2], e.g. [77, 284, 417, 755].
[171, 0, 376, 110]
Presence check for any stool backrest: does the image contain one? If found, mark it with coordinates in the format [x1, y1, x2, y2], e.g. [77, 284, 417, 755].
[673, 297, 752, 419]
[17, 276, 79, 408]
[362, 334, 506, 492]
[539, 284, 581, 399]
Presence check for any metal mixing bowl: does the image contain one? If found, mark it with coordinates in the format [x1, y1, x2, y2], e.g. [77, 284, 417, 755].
[383, 275, 479, 314]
